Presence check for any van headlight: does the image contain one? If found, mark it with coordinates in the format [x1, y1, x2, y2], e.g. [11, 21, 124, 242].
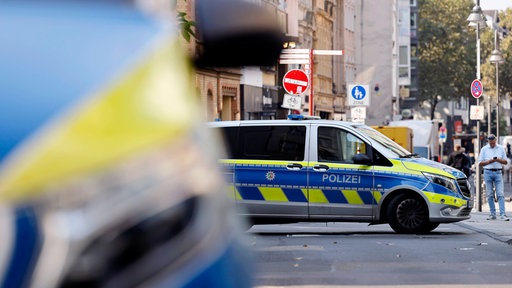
[422, 172, 458, 193]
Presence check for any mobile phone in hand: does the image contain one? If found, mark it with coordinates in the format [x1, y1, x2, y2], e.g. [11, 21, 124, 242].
[493, 157, 497, 159]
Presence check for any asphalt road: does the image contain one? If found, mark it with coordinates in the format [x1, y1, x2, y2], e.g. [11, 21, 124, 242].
[248, 221, 512, 288]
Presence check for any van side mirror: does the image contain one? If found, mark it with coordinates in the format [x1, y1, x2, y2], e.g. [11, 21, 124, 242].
[194, 0, 284, 67]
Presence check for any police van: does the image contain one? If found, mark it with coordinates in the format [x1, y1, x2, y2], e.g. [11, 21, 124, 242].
[208, 116, 473, 234]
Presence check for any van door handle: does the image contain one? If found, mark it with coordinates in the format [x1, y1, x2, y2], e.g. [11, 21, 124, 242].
[286, 163, 303, 170]
[313, 164, 329, 171]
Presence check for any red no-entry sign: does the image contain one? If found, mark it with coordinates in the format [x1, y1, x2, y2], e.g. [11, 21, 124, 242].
[283, 69, 309, 95]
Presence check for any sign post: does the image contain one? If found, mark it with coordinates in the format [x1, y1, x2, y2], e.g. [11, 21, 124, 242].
[471, 78, 483, 211]
[279, 49, 343, 116]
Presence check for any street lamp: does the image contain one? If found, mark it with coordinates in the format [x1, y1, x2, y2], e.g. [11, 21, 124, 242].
[467, 0, 487, 212]
[489, 20, 505, 140]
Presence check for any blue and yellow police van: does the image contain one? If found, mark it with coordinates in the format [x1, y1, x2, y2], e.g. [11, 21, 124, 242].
[209, 116, 473, 234]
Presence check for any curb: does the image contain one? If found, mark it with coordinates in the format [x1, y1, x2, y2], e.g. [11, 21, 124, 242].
[456, 211, 512, 245]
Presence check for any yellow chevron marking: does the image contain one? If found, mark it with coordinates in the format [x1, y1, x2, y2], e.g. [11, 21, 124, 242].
[259, 187, 288, 202]
[373, 191, 382, 203]
[301, 188, 308, 200]
[342, 189, 364, 204]
[309, 189, 329, 203]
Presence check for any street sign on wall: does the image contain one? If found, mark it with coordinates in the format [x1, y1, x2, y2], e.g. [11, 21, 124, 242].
[283, 69, 310, 95]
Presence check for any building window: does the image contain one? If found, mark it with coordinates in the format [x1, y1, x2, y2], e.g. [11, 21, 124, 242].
[399, 67, 409, 78]
[399, 46, 409, 65]
[410, 44, 418, 58]
[410, 12, 417, 29]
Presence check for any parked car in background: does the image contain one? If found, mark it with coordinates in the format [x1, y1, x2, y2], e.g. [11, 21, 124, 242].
[0, 0, 282, 287]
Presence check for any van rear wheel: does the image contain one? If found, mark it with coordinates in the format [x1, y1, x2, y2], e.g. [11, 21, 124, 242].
[387, 194, 432, 234]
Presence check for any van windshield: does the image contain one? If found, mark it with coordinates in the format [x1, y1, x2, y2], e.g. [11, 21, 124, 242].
[354, 125, 414, 157]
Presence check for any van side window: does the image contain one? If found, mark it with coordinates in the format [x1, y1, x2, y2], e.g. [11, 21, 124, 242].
[239, 125, 306, 160]
[216, 127, 238, 158]
[318, 127, 367, 163]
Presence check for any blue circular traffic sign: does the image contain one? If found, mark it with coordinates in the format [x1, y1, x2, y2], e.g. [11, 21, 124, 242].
[471, 79, 483, 99]
[351, 85, 367, 100]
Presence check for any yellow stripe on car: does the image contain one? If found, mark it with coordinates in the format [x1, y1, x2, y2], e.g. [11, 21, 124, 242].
[259, 187, 288, 202]
[373, 191, 383, 203]
[343, 189, 364, 204]
[424, 192, 467, 208]
[308, 189, 329, 203]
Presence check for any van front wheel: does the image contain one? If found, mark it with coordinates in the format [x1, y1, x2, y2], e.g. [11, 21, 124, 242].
[387, 194, 431, 234]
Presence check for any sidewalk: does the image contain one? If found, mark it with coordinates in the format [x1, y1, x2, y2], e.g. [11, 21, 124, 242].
[456, 175, 512, 245]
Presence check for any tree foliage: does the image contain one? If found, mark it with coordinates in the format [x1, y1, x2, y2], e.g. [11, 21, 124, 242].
[417, 0, 475, 119]
[177, 11, 196, 42]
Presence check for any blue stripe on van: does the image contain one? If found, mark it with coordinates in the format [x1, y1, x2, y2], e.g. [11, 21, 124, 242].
[322, 189, 348, 203]
[284, 189, 308, 202]
[238, 187, 265, 201]
[359, 190, 377, 204]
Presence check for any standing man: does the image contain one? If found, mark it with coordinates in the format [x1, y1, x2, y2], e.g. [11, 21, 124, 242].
[458, 147, 472, 177]
[446, 145, 462, 167]
[447, 145, 471, 177]
[478, 134, 509, 221]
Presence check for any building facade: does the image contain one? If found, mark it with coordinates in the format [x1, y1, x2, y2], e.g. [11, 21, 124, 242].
[178, 0, 416, 126]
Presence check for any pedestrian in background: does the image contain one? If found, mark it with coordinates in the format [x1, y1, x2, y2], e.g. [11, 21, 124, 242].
[446, 145, 462, 167]
[458, 147, 472, 177]
[478, 134, 510, 221]
[447, 145, 471, 177]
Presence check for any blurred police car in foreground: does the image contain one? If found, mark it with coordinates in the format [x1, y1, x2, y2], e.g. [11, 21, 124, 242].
[0, 0, 283, 287]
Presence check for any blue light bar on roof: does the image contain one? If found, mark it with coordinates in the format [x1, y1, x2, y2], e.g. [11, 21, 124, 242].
[287, 114, 321, 120]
